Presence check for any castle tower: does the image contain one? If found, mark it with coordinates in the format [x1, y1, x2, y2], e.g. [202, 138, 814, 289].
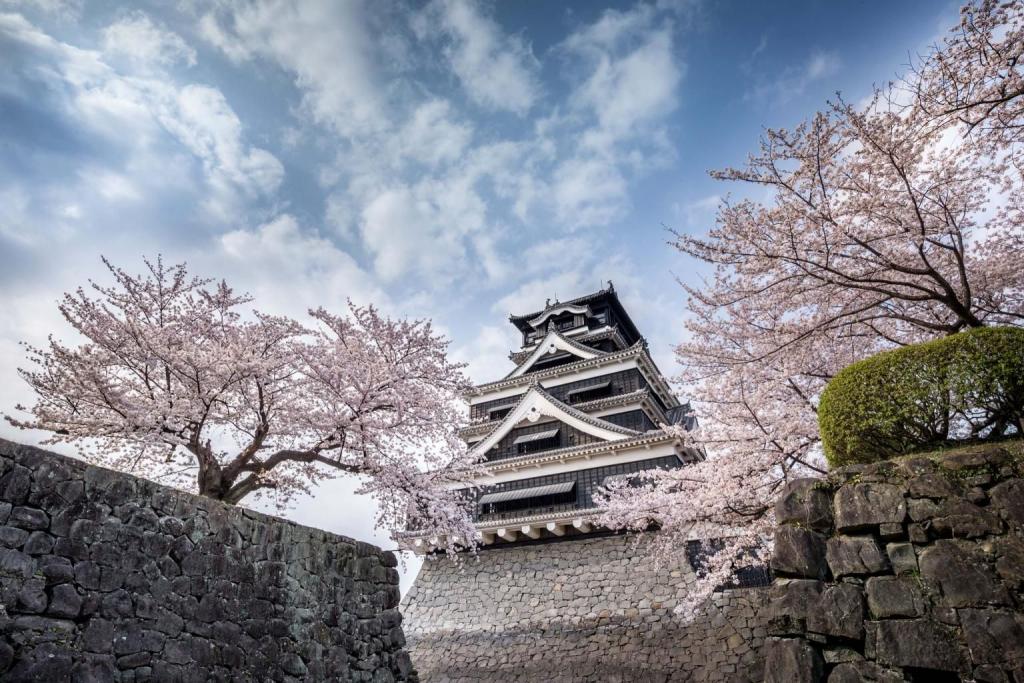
[403, 282, 698, 549]
[400, 285, 771, 682]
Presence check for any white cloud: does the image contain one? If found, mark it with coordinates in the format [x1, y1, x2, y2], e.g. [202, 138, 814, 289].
[163, 84, 284, 209]
[217, 214, 388, 318]
[200, 1, 388, 138]
[0, 186, 35, 245]
[553, 157, 628, 228]
[87, 169, 142, 202]
[426, 0, 541, 115]
[546, 5, 683, 228]
[0, 0, 81, 19]
[673, 194, 720, 229]
[451, 324, 519, 384]
[573, 27, 681, 153]
[1, 12, 282, 222]
[102, 11, 197, 68]
[399, 98, 473, 167]
[360, 184, 471, 283]
[561, 4, 656, 52]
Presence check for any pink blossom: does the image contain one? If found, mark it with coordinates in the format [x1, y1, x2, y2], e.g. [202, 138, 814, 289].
[7, 256, 482, 551]
[600, 0, 1024, 610]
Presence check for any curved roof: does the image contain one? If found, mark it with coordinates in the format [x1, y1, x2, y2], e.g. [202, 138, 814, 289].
[508, 284, 642, 343]
[468, 384, 641, 460]
[470, 341, 680, 410]
[504, 327, 610, 379]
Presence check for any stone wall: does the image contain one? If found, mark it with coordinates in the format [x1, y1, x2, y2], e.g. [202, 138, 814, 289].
[0, 439, 415, 682]
[767, 440, 1024, 682]
[402, 533, 770, 682]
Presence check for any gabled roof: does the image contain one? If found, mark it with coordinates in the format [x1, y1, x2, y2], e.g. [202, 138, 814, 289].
[468, 384, 640, 460]
[504, 327, 608, 379]
[470, 341, 681, 410]
[508, 326, 629, 364]
[459, 387, 665, 442]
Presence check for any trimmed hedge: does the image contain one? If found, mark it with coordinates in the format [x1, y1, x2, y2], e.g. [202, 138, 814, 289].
[819, 326, 1024, 467]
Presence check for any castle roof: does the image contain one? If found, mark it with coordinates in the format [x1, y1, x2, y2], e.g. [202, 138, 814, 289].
[469, 340, 680, 410]
[507, 283, 642, 342]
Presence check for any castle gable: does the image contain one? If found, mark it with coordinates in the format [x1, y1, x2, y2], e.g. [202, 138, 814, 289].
[504, 328, 607, 379]
[469, 385, 639, 460]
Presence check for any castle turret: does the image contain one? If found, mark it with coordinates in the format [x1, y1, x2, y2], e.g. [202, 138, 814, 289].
[402, 284, 698, 551]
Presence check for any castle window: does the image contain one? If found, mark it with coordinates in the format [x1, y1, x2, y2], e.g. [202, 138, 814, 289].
[487, 403, 515, 421]
[565, 380, 612, 404]
[478, 481, 576, 516]
[513, 427, 560, 454]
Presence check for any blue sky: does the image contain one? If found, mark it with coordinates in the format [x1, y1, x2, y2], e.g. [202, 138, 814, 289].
[0, 0, 958, 586]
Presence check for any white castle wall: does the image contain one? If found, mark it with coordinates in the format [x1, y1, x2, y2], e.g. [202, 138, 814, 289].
[402, 533, 770, 682]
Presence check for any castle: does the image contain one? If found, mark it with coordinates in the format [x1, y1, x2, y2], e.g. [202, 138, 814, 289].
[400, 286, 770, 682]
[404, 282, 696, 551]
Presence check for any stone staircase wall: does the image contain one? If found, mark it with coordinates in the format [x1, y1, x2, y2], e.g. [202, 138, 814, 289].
[766, 441, 1024, 682]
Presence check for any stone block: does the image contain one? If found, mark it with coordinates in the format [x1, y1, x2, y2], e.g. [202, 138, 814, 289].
[769, 579, 823, 634]
[826, 535, 889, 577]
[930, 500, 1003, 538]
[833, 483, 906, 532]
[828, 661, 903, 683]
[772, 526, 828, 579]
[918, 539, 1008, 607]
[995, 536, 1024, 588]
[959, 608, 1024, 664]
[47, 584, 82, 619]
[775, 479, 834, 531]
[764, 638, 823, 683]
[907, 498, 940, 522]
[865, 576, 923, 618]
[17, 578, 48, 613]
[877, 523, 903, 540]
[0, 525, 29, 548]
[989, 478, 1024, 526]
[23, 530, 55, 555]
[885, 542, 917, 575]
[9, 506, 48, 531]
[805, 583, 863, 640]
[873, 618, 965, 672]
[907, 473, 957, 499]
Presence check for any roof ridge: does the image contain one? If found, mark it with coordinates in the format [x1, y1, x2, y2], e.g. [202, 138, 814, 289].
[473, 340, 646, 393]
[508, 325, 623, 364]
[508, 285, 614, 322]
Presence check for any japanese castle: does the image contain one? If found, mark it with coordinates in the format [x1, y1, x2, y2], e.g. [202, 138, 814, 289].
[406, 283, 698, 551]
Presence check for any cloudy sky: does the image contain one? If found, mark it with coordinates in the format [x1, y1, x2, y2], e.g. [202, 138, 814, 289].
[0, 0, 957, 589]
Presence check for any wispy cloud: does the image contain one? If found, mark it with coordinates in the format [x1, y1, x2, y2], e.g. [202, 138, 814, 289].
[745, 49, 841, 107]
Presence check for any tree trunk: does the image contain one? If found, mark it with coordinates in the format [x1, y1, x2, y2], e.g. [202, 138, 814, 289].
[196, 458, 232, 502]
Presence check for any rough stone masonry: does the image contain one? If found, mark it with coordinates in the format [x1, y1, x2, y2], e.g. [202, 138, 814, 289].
[403, 533, 770, 682]
[0, 438, 415, 682]
[766, 441, 1024, 682]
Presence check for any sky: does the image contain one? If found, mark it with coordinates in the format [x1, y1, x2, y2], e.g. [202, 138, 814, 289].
[0, 0, 960, 591]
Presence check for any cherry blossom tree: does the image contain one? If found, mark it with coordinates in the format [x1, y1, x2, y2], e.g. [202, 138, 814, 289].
[599, 0, 1024, 609]
[7, 257, 481, 546]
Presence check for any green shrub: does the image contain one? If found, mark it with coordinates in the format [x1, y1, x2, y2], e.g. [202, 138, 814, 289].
[819, 327, 1024, 467]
